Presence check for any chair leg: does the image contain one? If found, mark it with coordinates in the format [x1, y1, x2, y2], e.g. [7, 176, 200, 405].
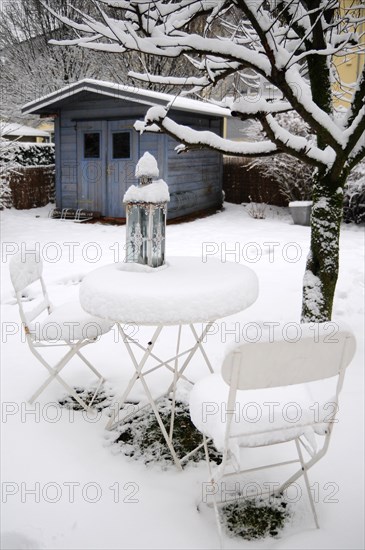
[75, 349, 106, 407]
[87, 374, 105, 408]
[30, 370, 92, 412]
[203, 435, 224, 549]
[29, 345, 82, 403]
[295, 439, 320, 529]
[76, 350, 104, 380]
[28, 345, 95, 412]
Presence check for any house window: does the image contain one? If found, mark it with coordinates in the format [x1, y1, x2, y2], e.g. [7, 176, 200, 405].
[112, 132, 131, 159]
[84, 133, 100, 159]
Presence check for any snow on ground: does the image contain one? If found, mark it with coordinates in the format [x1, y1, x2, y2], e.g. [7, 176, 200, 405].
[0, 203, 364, 550]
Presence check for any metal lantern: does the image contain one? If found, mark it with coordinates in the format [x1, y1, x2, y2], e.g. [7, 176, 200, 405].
[124, 153, 169, 268]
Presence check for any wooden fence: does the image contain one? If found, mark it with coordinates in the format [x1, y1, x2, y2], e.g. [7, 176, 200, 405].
[223, 157, 287, 206]
[9, 165, 55, 209]
[7, 159, 285, 211]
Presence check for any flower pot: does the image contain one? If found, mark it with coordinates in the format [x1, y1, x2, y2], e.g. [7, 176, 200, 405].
[289, 201, 312, 226]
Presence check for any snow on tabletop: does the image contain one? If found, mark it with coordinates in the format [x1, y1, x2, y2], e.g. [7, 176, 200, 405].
[135, 151, 159, 179]
[289, 200, 313, 207]
[115, 262, 168, 273]
[123, 178, 170, 203]
[79, 257, 259, 325]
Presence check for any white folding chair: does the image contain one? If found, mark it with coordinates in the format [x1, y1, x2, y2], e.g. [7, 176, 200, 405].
[189, 322, 356, 541]
[9, 252, 114, 411]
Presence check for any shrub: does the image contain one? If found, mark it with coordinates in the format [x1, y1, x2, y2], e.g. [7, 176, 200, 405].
[0, 139, 17, 209]
[0, 140, 55, 209]
[343, 160, 365, 224]
[6, 142, 55, 166]
[245, 111, 364, 222]
[245, 112, 314, 202]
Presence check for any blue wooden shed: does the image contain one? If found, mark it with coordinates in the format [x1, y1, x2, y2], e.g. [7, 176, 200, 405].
[22, 79, 228, 220]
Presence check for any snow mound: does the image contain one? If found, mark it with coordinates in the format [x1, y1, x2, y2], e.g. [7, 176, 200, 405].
[123, 179, 170, 203]
[80, 257, 259, 325]
[135, 151, 159, 178]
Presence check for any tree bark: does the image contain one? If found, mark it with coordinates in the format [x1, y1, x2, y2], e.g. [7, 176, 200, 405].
[301, 171, 345, 322]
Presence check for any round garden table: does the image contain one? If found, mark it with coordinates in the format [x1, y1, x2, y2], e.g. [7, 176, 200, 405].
[80, 257, 259, 468]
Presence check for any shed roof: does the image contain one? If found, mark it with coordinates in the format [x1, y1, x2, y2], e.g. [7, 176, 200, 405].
[22, 78, 231, 118]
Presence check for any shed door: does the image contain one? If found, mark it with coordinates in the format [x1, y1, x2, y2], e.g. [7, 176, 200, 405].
[77, 120, 138, 217]
[77, 121, 106, 214]
[106, 120, 138, 218]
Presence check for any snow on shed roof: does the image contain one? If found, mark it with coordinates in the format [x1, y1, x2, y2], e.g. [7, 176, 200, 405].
[21, 78, 231, 118]
[0, 122, 50, 138]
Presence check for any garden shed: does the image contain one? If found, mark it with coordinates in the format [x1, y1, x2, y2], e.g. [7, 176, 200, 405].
[22, 79, 228, 220]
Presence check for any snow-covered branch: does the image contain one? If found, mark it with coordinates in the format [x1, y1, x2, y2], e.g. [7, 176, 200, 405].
[44, 0, 364, 164]
[259, 113, 334, 168]
[135, 106, 280, 158]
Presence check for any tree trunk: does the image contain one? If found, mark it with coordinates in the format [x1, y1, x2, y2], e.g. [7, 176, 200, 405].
[301, 171, 345, 322]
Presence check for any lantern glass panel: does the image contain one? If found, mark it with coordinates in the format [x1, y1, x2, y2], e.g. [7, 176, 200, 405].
[125, 203, 166, 267]
[126, 205, 143, 264]
[151, 205, 166, 267]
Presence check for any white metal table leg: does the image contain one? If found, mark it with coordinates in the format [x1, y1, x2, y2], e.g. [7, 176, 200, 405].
[166, 321, 216, 394]
[117, 324, 182, 469]
[169, 325, 182, 441]
[107, 321, 216, 468]
[106, 325, 163, 430]
[189, 323, 215, 372]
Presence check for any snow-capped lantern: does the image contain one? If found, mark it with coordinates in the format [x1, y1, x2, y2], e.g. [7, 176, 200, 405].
[123, 152, 169, 268]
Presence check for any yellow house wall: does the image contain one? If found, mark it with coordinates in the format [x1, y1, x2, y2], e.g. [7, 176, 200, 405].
[35, 120, 54, 143]
[333, 2, 365, 107]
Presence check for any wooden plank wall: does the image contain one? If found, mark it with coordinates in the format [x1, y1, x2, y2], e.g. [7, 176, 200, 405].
[57, 97, 223, 219]
[166, 115, 223, 218]
[223, 156, 287, 206]
[9, 166, 55, 209]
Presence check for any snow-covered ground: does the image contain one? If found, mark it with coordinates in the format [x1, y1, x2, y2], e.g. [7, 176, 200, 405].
[1, 203, 364, 550]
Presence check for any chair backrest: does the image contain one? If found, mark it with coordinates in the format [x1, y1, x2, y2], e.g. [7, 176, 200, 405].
[9, 252, 43, 292]
[9, 252, 51, 329]
[221, 323, 356, 390]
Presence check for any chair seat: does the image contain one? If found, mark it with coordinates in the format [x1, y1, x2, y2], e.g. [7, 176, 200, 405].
[29, 302, 114, 341]
[190, 373, 335, 455]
